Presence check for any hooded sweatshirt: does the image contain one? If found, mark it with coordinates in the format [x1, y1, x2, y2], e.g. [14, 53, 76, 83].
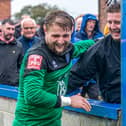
[72, 14, 103, 43]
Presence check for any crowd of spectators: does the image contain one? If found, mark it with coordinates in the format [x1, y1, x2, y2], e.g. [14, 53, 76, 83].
[0, 2, 121, 126]
[0, 2, 120, 106]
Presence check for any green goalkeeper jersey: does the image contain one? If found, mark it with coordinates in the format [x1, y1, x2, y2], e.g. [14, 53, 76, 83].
[13, 40, 94, 126]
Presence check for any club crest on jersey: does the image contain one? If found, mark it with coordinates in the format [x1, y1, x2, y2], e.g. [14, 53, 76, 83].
[27, 55, 42, 70]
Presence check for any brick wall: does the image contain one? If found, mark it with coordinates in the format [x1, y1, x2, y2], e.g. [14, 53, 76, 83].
[0, 0, 11, 21]
[98, 0, 107, 32]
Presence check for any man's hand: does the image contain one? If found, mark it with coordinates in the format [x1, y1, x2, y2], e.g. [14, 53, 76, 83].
[70, 93, 91, 112]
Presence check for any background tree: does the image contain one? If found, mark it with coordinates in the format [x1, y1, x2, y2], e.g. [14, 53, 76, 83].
[13, 3, 59, 24]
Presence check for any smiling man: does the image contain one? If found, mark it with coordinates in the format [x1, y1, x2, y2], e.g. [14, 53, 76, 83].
[18, 18, 40, 54]
[0, 19, 23, 86]
[68, 3, 121, 104]
[12, 10, 95, 126]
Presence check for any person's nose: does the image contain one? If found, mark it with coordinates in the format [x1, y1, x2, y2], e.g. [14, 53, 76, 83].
[110, 22, 117, 29]
[9, 28, 15, 34]
[58, 36, 64, 44]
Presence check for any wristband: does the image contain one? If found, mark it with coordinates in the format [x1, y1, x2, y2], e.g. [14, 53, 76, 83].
[61, 96, 71, 107]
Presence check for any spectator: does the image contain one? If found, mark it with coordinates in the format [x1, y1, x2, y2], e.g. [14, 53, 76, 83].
[14, 14, 31, 38]
[68, 3, 121, 104]
[18, 18, 40, 54]
[73, 13, 103, 42]
[12, 10, 95, 126]
[0, 19, 23, 86]
[72, 14, 104, 100]
[75, 16, 82, 32]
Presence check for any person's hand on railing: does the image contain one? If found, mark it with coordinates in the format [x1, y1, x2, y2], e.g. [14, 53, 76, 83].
[70, 93, 91, 112]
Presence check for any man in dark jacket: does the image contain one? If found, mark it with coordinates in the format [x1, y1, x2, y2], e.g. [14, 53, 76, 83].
[0, 19, 23, 86]
[68, 3, 121, 104]
[72, 14, 104, 100]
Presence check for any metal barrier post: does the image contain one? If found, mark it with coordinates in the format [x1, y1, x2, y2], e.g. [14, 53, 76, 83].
[121, 0, 126, 125]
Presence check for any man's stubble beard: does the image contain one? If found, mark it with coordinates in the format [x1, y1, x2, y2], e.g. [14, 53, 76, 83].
[46, 41, 69, 55]
[4, 34, 13, 41]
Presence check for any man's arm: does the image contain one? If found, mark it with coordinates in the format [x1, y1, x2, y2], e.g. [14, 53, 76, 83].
[23, 52, 92, 111]
[22, 53, 58, 108]
[68, 44, 98, 93]
[55, 94, 91, 112]
[72, 40, 95, 58]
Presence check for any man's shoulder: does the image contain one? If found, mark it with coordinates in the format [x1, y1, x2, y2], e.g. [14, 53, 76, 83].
[17, 36, 23, 41]
[94, 35, 111, 45]
[28, 41, 46, 55]
[16, 39, 23, 48]
[34, 36, 41, 40]
[87, 37, 106, 52]
[90, 34, 112, 51]
[100, 34, 111, 41]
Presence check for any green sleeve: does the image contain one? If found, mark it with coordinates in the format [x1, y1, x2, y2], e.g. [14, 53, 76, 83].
[23, 70, 57, 108]
[72, 39, 95, 58]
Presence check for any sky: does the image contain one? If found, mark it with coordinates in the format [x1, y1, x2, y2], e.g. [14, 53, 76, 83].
[11, 0, 98, 18]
